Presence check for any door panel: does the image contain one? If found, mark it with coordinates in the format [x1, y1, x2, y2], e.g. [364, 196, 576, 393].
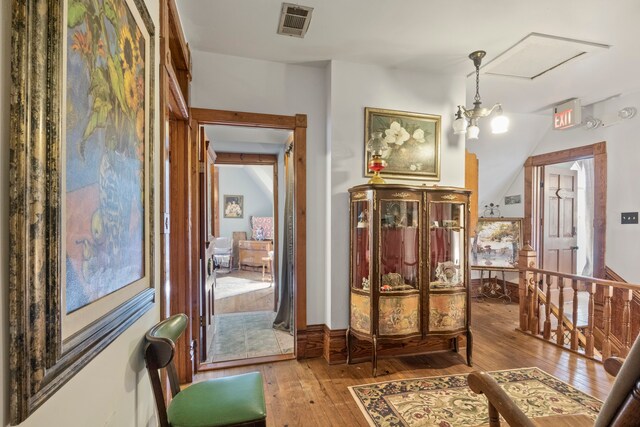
[543, 166, 578, 274]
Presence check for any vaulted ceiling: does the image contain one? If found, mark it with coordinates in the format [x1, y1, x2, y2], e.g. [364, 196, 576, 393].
[177, 0, 640, 114]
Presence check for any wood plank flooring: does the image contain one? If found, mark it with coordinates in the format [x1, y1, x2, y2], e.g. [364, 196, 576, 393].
[194, 299, 615, 426]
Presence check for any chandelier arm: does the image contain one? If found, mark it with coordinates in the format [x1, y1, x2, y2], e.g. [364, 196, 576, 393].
[486, 103, 502, 116]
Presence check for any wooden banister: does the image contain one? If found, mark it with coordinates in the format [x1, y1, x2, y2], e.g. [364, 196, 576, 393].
[526, 267, 640, 292]
[518, 248, 640, 363]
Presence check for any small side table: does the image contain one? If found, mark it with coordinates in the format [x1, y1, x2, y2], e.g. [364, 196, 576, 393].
[477, 269, 511, 303]
[261, 257, 273, 282]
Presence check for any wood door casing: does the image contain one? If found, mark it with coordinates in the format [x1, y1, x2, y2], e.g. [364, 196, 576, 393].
[543, 166, 578, 274]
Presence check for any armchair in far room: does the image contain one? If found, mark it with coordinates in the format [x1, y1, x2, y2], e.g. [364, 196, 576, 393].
[213, 237, 233, 274]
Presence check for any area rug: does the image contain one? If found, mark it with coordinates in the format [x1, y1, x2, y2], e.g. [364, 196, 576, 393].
[349, 367, 601, 427]
[215, 274, 271, 300]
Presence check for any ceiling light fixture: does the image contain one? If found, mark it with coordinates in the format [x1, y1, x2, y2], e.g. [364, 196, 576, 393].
[453, 51, 509, 140]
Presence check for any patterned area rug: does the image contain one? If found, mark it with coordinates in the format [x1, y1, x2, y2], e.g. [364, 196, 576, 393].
[349, 368, 602, 427]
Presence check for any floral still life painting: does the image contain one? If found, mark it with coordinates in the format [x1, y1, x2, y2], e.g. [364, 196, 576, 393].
[65, 0, 148, 313]
[224, 195, 244, 218]
[364, 108, 441, 181]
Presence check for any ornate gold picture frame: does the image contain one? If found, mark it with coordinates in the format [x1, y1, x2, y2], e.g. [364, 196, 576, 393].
[9, 0, 155, 423]
[364, 107, 441, 181]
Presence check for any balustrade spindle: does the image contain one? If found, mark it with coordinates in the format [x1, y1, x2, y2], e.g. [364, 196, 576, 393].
[602, 285, 613, 360]
[571, 279, 579, 351]
[543, 274, 552, 339]
[622, 289, 633, 357]
[585, 282, 596, 358]
[528, 273, 538, 335]
[556, 277, 565, 345]
[519, 275, 529, 331]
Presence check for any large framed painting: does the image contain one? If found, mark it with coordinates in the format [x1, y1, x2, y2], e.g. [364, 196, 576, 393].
[364, 107, 441, 181]
[472, 218, 523, 270]
[9, 0, 155, 423]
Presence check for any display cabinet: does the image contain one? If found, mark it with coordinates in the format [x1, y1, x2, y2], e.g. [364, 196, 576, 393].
[346, 184, 472, 376]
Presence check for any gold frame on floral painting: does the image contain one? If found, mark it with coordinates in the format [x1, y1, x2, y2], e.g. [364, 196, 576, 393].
[364, 107, 441, 181]
[8, 0, 155, 423]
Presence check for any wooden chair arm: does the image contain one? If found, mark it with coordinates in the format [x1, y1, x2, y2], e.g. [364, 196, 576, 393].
[467, 371, 535, 427]
[604, 357, 624, 377]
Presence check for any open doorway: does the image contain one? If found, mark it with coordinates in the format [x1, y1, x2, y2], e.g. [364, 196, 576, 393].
[205, 127, 293, 364]
[524, 142, 607, 327]
[524, 142, 607, 279]
[191, 108, 307, 371]
[542, 159, 594, 276]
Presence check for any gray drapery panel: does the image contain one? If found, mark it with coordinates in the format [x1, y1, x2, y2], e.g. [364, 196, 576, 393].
[273, 144, 294, 332]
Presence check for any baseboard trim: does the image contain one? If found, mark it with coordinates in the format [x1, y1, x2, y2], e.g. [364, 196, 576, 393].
[296, 325, 324, 359]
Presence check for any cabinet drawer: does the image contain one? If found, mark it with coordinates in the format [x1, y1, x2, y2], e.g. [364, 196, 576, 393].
[238, 240, 272, 251]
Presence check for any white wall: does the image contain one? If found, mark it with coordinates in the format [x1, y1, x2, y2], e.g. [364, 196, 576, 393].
[217, 165, 273, 239]
[1, 0, 161, 425]
[191, 50, 328, 325]
[327, 60, 466, 328]
[500, 91, 640, 282]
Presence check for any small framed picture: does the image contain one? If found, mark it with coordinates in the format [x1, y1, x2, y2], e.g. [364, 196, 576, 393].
[223, 195, 244, 218]
[443, 219, 458, 228]
[472, 218, 523, 270]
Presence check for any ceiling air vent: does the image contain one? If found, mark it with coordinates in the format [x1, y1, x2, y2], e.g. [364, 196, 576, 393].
[277, 3, 313, 38]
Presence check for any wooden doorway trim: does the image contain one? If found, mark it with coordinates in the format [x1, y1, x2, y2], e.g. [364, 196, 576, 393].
[191, 108, 307, 364]
[524, 141, 606, 278]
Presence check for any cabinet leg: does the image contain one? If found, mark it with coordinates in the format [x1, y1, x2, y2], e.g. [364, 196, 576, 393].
[452, 336, 459, 353]
[345, 328, 351, 365]
[372, 335, 378, 377]
[466, 329, 474, 367]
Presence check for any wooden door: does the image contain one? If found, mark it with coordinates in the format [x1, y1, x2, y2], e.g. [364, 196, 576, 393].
[543, 166, 578, 274]
[198, 127, 217, 363]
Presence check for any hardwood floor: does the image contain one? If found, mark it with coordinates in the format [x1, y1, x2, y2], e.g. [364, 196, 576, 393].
[194, 299, 615, 426]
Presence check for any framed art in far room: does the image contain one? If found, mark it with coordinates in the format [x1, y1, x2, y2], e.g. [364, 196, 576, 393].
[9, 0, 155, 423]
[364, 107, 441, 181]
[224, 194, 244, 218]
[471, 218, 523, 270]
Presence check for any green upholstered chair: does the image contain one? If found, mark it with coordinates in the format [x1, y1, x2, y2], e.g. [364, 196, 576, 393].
[144, 314, 267, 427]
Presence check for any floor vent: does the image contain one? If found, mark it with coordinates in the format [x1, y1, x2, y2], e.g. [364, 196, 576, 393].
[277, 3, 313, 38]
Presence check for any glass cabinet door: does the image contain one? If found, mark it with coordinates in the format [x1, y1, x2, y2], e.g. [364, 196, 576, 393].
[352, 200, 371, 291]
[429, 202, 466, 289]
[379, 200, 420, 292]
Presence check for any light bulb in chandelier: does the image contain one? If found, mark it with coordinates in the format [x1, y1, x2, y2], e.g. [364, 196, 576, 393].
[491, 107, 509, 134]
[453, 106, 468, 135]
[467, 124, 480, 140]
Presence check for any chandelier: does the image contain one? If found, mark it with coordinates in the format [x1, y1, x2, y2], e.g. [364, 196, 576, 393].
[453, 50, 509, 139]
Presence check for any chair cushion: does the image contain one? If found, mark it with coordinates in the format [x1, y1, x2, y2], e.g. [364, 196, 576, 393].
[167, 372, 266, 427]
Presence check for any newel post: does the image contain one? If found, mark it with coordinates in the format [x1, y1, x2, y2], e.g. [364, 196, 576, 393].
[518, 243, 537, 331]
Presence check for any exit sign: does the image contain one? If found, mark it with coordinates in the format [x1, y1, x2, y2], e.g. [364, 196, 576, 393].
[553, 99, 582, 130]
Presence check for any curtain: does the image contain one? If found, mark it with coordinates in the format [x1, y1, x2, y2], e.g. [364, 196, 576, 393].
[578, 158, 595, 277]
[273, 144, 294, 332]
